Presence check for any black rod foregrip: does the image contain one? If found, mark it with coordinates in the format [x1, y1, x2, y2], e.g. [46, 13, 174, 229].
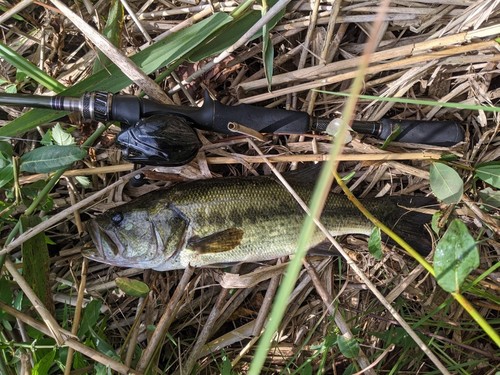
[375, 118, 464, 146]
[314, 117, 464, 146]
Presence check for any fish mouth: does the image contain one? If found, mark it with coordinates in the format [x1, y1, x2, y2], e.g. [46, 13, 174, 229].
[86, 220, 125, 260]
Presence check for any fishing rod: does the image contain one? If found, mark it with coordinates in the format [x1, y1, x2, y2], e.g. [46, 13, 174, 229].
[0, 91, 464, 166]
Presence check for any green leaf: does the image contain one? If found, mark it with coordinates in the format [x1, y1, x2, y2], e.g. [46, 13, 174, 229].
[0, 141, 13, 157]
[439, 153, 459, 162]
[261, 0, 274, 90]
[89, 326, 120, 359]
[479, 187, 500, 209]
[75, 175, 91, 188]
[0, 151, 10, 167]
[475, 162, 500, 189]
[0, 277, 12, 304]
[115, 277, 150, 297]
[94, 0, 124, 73]
[380, 125, 401, 149]
[187, 0, 283, 62]
[220, 353, 233, 375]
[20, 216, 54, 316]
[0, 43, 66, 93]
[95, 363, 112, 375]
[0, 13, 233, 138]
[431, 211, 443, 235]
[78, 299, 102, 338]
[5, 84, 17, 93]
[187, 12, 258, 61]
[0, 164, 13, 189]
[373, 327, 417, 349]
[72, 351, 88, 370]
[341, 170, 356, 182]
[32, 349, 56, 375]
[40, 130, 53, 146]
[52, 123, 75, 146]
[342, 364, 356, 375]
[0, 277, 13, 321]
[434, 219, 479, 293]
[429, 162, 463, 204]
[337, 335, 359, 358]
[16, 70, 28, 82]
[20, 145, 86, 173]
[44, 234, 56, 245]
[368, 227, 383, 260]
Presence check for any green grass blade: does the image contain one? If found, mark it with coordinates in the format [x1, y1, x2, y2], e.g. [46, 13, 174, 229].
[262, 0, 274, 90]
[316, 90, 500, 112]
[93, 0, 124, 73]
[20, 216, 54, 316]
[0, 42, 66, 93]
[188, 0, 284, 62]
[0, 12, 232, 137]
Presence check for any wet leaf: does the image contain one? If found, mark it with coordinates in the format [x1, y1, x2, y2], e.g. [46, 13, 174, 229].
[20, 145, 86, 173]
[368, 227, 383, 260]
[434, 219, 479, 293]
[115, 277, 150, 297]
[430, 162, 463, 204]
[475, 161, 500, 189]
[337, 335, 359, 358]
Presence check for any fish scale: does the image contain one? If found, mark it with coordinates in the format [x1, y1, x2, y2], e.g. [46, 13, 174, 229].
[85, 176, 434, 270]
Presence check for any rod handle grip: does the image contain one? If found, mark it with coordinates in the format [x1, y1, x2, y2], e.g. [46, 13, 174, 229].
[378, 118, 464, 146]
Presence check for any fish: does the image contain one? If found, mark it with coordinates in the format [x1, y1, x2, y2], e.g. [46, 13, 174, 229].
[84, 175, 434, 270]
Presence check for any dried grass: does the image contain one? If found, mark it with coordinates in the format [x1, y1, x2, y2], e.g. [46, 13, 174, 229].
[1, 0, 499, 374]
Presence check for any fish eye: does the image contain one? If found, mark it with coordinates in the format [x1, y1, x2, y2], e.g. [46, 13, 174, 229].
[111, 212, 123, 225]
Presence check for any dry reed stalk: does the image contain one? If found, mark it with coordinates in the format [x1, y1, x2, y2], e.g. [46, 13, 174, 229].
[205, 151, 442, 164]
[238, 40, 500, 103]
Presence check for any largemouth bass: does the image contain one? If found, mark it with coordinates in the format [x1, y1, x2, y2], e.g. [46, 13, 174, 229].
[85, 175, 433, 270]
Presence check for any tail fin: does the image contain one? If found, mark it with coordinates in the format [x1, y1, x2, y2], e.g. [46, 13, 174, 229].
[385, 196, 437, 256]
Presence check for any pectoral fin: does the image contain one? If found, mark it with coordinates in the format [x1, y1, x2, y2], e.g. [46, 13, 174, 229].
[188, 228, 244, 253]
